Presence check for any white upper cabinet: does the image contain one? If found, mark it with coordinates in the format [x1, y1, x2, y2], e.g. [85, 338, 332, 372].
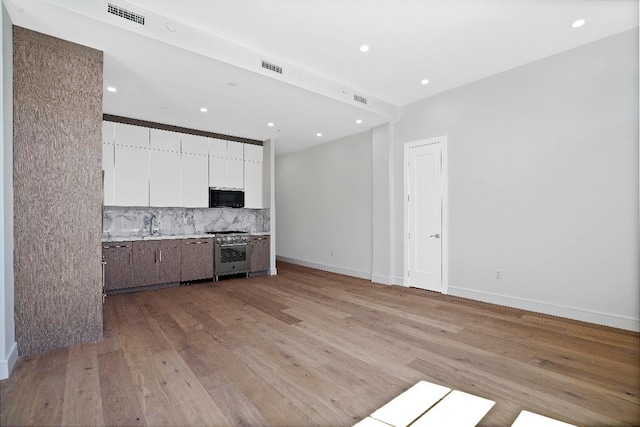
[227, 141, 244, 160]
[209, 138, 244, 189]
[181, 154, 208, 208]
[243, 160, 263, 208]
[243, 144, 263, 208]
[102, 143, 115, 206]
[104, 121, 264, 207]
[209, 138, 227, 158]
[102, 121, 115, 145]
[114, 145, 149, 207]
[244, 144, 263, 163]
[150, 128, 181, 152]
[114, 123, 149, 148]
[150, 149, 181, 207]
[181, 134, 209, 155]
[227, 159, 244, 189]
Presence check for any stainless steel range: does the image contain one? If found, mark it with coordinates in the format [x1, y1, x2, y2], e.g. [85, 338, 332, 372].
[207, 231, 251, 280]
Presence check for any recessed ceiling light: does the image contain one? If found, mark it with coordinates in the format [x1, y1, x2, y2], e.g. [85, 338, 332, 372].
[421, 79, 430, 85]
[572, 19, 586, 28]
[267, 122, 274, 127]
[360, 45, 370, 53]
[316, 133, 322, 137]
[107, 86, 117, 92]
[356, 119, 363, 124]
[200, 107, 208, 112]
[166, 22, 177, 32]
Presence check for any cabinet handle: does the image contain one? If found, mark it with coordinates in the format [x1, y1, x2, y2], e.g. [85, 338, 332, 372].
[159, 250, 162, 263]
[101, 261, 106, 291]
[129, 252, 132, 265]
[155, 250, 158, 263]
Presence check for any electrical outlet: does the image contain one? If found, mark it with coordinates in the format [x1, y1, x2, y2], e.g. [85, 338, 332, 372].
[496, 270, 503, 280]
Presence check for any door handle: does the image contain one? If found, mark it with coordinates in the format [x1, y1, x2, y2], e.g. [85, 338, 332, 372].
[430, 234, 441, 238]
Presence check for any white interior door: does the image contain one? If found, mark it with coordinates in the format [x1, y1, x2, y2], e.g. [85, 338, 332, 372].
[407, 142, 443, 291]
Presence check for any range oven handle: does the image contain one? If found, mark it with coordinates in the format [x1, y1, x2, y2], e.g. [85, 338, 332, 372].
[217, 243, 248, 248]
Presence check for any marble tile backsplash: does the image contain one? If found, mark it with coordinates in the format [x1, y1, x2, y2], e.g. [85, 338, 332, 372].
[103, 207, 270, 239]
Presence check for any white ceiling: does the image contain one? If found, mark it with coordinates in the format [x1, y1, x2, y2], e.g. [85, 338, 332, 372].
[4, 0, 638, 154]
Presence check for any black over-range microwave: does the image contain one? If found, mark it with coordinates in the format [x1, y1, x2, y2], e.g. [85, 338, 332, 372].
[209, 188, 244, 208]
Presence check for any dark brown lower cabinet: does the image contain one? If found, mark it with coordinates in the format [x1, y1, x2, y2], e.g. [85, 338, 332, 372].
[132, 240, 161, 287]
[158, 239, 182, 283]
[103, 237, 212, 293]
[181, 238, 214, 282]
[102, 242, 134, 291]
[132, 240, 183, 287]
[250, 235, 270, 272]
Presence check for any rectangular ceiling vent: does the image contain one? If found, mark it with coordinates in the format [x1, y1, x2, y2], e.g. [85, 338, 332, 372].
[261, 60, 283, 75]
[107, 3, 145, 25]
[354, 94, 368, 105]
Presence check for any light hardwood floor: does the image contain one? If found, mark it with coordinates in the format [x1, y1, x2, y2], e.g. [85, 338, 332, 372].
[1, 262, 639, 426]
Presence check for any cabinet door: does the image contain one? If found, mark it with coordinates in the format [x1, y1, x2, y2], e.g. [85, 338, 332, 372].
[228, 158, 244, 189]
[115, 123, 149, 148]
[102, 121, 115, 145]
[114, 145, 150, 207]
[150, 149, 181, 207]
[181, 153, 208, 208]
[244, 161, 263, 208]
[250, 236, 270, 272]
[181, 238, 214, 282]
[182, 134, 209, 155]
[227, 141, 244, 160]
[132, 241, 160, 287]
[209, 138, 227, 158]
[102, 143, 115, 206]
[158, 240, 182, 283]
[150, 128, 181, 152]
[103, 243, 133, 291]
[244, 144, 263, 162]
[209, 155, 227, 188]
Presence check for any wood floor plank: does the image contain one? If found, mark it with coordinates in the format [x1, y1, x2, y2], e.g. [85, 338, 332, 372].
[19, 348, 68, 427]
[0, 354, 42, 425]
[207, 383, 270, 426]
[61, 343, 104, 426]
[232, 344, 349, 426]
[149, 349, 233, 426]
[1, 262, 638, 427]
[98, 349, 145, 427]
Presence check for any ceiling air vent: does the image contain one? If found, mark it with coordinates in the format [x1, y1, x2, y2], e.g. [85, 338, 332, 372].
[261, 60, 283, 75]
[354, 94, 367, 105]
[107, 3, 145, 25]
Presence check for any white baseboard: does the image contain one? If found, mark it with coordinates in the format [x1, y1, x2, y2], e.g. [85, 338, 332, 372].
[371, 274, 404, 286]
[0, 341, 18, 380]
[269, 268, 277, 276]
[277, 256, 371, 280]
[448, 286, 640, 332]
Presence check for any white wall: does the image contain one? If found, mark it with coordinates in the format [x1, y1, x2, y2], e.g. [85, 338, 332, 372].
[371, 123, 397, 284]
[276, 131, 373, 279]
[394, 29, 639, 330]
[263, 138, 277, 275]
[1, 2, 17, 379]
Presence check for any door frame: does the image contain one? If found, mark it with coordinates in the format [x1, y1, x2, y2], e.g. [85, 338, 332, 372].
[403, 136, 449, 293]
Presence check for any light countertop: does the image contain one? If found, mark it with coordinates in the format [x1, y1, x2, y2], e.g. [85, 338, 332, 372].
[102, 232, 269, 243]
